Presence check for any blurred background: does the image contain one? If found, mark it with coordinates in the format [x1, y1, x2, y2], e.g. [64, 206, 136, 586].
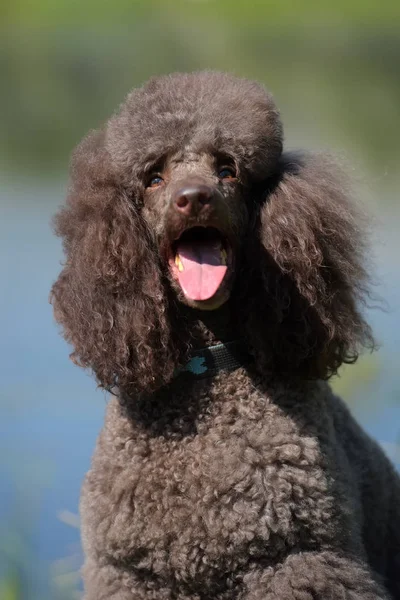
[0, 1, 399, 598]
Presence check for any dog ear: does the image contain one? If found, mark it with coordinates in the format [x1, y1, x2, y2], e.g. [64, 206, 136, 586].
[50, 130, 183, 395]
[238, 151, 375, 379]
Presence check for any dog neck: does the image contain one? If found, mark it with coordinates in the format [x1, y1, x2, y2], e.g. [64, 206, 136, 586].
[186, 302, 240, 350]
[174, 303, 254, 381]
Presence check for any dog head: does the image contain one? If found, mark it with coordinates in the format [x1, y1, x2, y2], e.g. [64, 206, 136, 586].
[107, 71, 282, 310]
[51, 72, 374, 395]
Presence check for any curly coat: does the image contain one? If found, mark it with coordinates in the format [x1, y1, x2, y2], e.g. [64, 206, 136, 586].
[51, 71, 400, 599]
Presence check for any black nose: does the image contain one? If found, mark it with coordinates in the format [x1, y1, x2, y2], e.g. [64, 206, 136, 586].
[173, 185, 213, 216]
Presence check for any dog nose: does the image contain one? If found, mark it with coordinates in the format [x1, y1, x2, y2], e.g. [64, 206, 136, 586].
[174, 185, 213, 216]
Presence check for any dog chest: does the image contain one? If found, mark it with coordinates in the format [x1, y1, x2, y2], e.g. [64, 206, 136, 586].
[82, 381, 339, 585]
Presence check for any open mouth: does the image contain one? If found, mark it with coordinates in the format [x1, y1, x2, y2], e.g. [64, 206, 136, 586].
[169, 226, 231, 302]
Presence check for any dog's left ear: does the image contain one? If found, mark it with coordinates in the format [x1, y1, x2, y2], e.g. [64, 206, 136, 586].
[238, 151, 375, 380]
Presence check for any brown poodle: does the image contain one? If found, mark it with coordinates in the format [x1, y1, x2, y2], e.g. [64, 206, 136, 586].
[51, 72, 400, 600]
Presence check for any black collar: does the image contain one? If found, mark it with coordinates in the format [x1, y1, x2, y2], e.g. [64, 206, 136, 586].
[174, 340, 254, 380]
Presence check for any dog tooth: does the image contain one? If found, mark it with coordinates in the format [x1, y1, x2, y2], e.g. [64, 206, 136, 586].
[175, 254, 184, 272]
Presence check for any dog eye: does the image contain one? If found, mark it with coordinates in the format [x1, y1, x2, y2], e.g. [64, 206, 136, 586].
[147, 175, 164, 188]
[218, 166, 236, 180]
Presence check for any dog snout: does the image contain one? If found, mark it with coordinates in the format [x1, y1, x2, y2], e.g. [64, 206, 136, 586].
[173, 184, 214, 216]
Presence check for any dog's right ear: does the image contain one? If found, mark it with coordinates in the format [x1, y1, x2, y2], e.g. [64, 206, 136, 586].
[50, 130, 184, 396]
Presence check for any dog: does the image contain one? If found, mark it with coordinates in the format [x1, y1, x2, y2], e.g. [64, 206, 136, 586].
[51, 71, 400, 599]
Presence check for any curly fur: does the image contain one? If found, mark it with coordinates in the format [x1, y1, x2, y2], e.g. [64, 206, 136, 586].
[237, 151, 374, 380]
[51, 71, 400, 599]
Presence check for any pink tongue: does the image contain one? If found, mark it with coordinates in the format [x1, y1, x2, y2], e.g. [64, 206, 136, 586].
[176, 240, 227, 301]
